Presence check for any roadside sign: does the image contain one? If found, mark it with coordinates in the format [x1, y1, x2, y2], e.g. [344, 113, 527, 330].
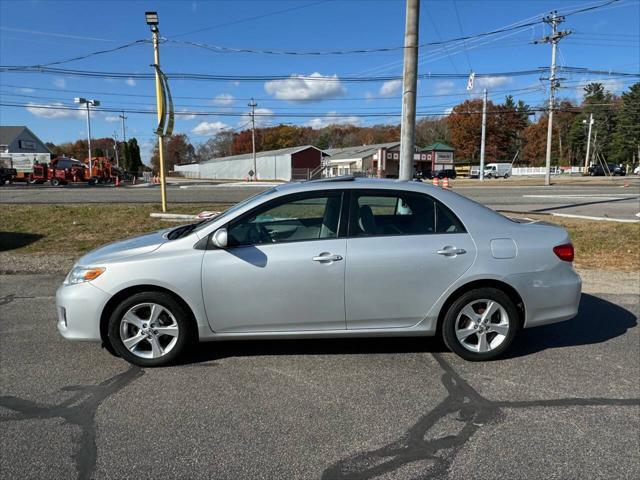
[466, 72, 475, 91]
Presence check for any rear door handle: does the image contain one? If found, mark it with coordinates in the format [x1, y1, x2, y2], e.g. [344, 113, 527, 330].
[437, 247, 466, 256]
[313, 253, 343, 262]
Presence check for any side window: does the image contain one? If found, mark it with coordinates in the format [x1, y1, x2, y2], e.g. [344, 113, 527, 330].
[435, 201, 465, 233]
[56, 159, 70, 169]
[350, 190, 466, 237]
[350, 191, 435, 237]
[227, 192, 343, 246]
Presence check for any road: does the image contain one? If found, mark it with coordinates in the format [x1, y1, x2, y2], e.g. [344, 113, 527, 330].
[1, 273, 638, 479]
[2, 177, 639, 221]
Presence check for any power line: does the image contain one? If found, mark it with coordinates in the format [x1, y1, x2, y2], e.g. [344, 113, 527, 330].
[452, 0, 473, 72]
[0, 101, 614, 118]
[30, 40, 148, 68]
[169, 0, 331, 38]
[3, 65, 637, 82]
[561, 0, 623, 17]
[0, 83, 554, 105]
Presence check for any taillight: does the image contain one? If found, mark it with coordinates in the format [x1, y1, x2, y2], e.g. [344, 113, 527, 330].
[553, 243, 574, 262]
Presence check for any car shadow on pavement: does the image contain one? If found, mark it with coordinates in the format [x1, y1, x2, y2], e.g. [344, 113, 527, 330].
[177, 293, 636, 366]
[506, 293, 637, 358]
[0, 232, 43, 251]
[177, 335, 448, 366]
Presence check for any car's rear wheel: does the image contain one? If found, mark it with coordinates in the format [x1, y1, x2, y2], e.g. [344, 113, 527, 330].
[107, 291, 194, 367]
[442, 287, 519, 361]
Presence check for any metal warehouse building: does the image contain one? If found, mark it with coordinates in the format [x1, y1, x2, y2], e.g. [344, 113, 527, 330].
[174, 145, 328, 181]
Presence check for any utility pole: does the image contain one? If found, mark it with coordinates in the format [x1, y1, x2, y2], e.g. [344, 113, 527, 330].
[398, 0, 420, 181]
[479, 88, 488, 181]
[119, 112, 127, 143]
[248, 98, 257, 180]
[536, 11, 571, 186]
[146, 12, 168, 212]
[85, 102, 93, 175]
[583, 113, 594, 173]
[113, 132, 120, 168]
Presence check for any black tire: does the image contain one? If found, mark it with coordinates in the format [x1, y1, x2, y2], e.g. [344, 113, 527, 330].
[50, 178, 61, 186]
[107, 291, 195, 367]
[441, 287, 520, 361]
[504, 173, 509, 179]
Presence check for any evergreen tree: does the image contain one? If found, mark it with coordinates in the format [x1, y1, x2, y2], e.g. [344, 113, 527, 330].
[610, 82, 640, 164]
[120, 141, 130, 171]
[127, 138, 143, 174]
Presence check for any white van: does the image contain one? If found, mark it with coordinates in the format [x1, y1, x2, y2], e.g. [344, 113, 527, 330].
[484, 163, 512, 178]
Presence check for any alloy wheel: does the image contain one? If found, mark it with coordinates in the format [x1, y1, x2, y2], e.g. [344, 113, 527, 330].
[119, 303, 179, 359]
[454, 299, 510, 353]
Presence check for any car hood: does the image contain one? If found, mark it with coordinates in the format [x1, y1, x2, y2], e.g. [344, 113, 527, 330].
[77, 229, 171, 266]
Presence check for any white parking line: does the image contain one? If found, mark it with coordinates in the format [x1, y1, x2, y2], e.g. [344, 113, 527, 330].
[523, 194, 639, 199]
[551, 213, 640, 223]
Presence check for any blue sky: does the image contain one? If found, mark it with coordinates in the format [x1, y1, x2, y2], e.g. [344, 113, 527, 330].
[1, 0, 638, 162]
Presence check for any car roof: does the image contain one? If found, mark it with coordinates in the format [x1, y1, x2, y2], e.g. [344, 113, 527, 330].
[274, 177, 435, 193]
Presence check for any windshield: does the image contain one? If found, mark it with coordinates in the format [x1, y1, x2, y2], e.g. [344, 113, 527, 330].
[192, 187, 276, 233]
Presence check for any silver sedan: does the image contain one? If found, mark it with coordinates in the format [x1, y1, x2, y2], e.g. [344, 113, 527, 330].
[56, 177, 581, 366]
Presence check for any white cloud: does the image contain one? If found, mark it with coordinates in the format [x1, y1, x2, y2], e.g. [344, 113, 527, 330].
[26, 102, 83, 119]
[306, 111, 360, 129]
[53, 78, 66, 89]
[264, 72, 345, 102]
[239, 107, 274, 128]
[125, 77, 136, 86]
[191, 2, 198, 12]
[176, 110, 197, 120]
[443, 107, 454, 116]
[213, 93, 235, 106]
[192, 121, 229, 136]
[19, 87, 35, 93]
[379, 79, 402, 97]
[474, 76, 512, 90]
[435, 81, 456, 95]
[105, 115, 119, 122]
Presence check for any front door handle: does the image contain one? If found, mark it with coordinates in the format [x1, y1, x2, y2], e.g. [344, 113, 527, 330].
[312, 252, 343, 262]
[437, 247, 466, 256]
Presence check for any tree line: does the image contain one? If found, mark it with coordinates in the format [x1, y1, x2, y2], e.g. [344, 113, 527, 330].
[183, 81, 637, 169]
[49, 81, 639, 173]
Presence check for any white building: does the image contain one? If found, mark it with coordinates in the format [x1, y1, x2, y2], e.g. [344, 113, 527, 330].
[174, 145, 328, 181]
[0, 126, 51, 172]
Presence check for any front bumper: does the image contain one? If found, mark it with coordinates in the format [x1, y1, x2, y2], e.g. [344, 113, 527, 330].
[507, 265, 582, 328]
[56, 282, 110, 341]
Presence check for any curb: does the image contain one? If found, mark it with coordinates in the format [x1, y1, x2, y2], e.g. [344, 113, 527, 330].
[150, 212, 198, 220]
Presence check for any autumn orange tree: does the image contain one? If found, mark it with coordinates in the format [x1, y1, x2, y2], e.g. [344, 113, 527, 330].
[446, 99, 493, 162]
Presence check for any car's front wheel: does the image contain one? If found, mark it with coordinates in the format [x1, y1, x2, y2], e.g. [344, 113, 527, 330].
[107, 291, 194, 367]
[442, 287, 519, 361]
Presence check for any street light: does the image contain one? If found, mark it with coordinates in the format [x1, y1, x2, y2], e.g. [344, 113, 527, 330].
[74, 97, 100, 180]
[145, 11, 168, 212]
[145, 11, 159, 27]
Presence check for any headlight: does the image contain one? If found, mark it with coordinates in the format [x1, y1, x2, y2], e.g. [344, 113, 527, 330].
[64, 266, 106, 285]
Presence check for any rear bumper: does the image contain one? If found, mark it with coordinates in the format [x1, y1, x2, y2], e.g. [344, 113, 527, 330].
[507, 265, 582, 328]
[56, 282, 109, 341]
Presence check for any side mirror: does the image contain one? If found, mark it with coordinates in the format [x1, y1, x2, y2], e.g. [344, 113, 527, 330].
[211, 228, 228, 248]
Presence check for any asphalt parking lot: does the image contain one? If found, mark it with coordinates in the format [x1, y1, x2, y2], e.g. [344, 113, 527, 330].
[1, 272, 638, 479]
[2, 176, 639, 221]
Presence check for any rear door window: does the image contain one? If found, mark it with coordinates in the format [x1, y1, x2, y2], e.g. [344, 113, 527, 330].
[349, 190, 465, 237]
